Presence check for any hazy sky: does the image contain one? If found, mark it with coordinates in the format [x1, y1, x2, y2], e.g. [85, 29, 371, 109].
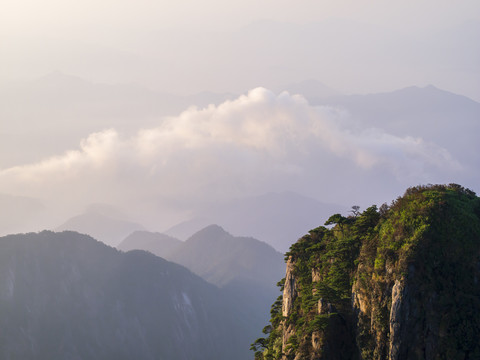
[1, 87, 476, 229]
[2, 0, 479, 98]
[0, 0, 479, 236]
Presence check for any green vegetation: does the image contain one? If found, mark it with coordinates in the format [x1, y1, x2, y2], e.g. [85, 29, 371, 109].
[252, 184, 480, 360]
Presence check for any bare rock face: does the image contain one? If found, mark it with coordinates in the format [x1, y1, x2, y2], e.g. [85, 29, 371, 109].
[281, 258, 298, 359]
[389, 280, 404, 360]
[312, 268, 321, 284]
[318, 298, 336, 315]
[311, 331, 322, 351]
[282, 258, 298, 318]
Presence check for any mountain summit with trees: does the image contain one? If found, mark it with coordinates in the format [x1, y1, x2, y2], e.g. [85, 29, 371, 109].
[252, 184, 480, 360]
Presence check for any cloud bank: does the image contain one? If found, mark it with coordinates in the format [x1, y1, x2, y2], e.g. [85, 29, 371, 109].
[0, 88, 461, 217]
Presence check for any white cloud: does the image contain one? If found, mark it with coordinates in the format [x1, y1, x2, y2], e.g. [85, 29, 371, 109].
[0, 88, 462, 211]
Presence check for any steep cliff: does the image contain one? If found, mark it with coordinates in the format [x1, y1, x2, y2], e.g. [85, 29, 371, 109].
[252, 184, 480, 360]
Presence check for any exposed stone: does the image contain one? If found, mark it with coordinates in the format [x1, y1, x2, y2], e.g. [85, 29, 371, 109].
[312, 268, 321, 295]
[388, 280, 403, 360]
[281, 258, 299, 359]
[282, 257, 297, 318]
[318, 298, 336, 315]
[311, 331, 320, 351]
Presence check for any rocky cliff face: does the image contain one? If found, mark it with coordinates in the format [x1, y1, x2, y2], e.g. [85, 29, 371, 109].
[252, 184, 480, 360]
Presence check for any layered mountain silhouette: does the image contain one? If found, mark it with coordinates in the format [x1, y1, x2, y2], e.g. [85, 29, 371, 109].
[0, 231, 252, 359]
[118, 231, 182, 258]
[117, 225, 285, 292]
[165, 192, 345, 252]
[56, 210, 145, 247]
[117, 224, 286, 337]
[275, 79, 341, 99]
[168, 225, 284, 288]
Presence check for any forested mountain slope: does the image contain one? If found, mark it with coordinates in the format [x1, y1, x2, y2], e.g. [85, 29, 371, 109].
[0, 231, 251, 359]
[253, 184, 480, 360]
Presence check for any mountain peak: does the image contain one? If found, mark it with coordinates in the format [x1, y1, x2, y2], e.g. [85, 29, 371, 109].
[188, 224, 231, 242]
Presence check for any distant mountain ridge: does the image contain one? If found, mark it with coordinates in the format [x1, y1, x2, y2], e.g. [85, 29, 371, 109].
[169, 224, 284, 288]
[56, 191, 344, 252]
[311, 84, 480, 163]
[56, 210, 145, 247]
[165, 192, 346, 252]
[118, 224, 286, 291]
[118, 230, 182, 257]
[117, 224, 286, 339]
[311, 84, 480, 128]
[275, 79, 341, 98]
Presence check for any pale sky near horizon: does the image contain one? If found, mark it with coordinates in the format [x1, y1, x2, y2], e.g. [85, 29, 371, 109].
[1, 0, 479, 98]
[3, 0, 478, 30]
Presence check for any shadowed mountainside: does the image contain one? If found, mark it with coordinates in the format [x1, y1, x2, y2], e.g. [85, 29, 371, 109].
[0, 231, 252, 359]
